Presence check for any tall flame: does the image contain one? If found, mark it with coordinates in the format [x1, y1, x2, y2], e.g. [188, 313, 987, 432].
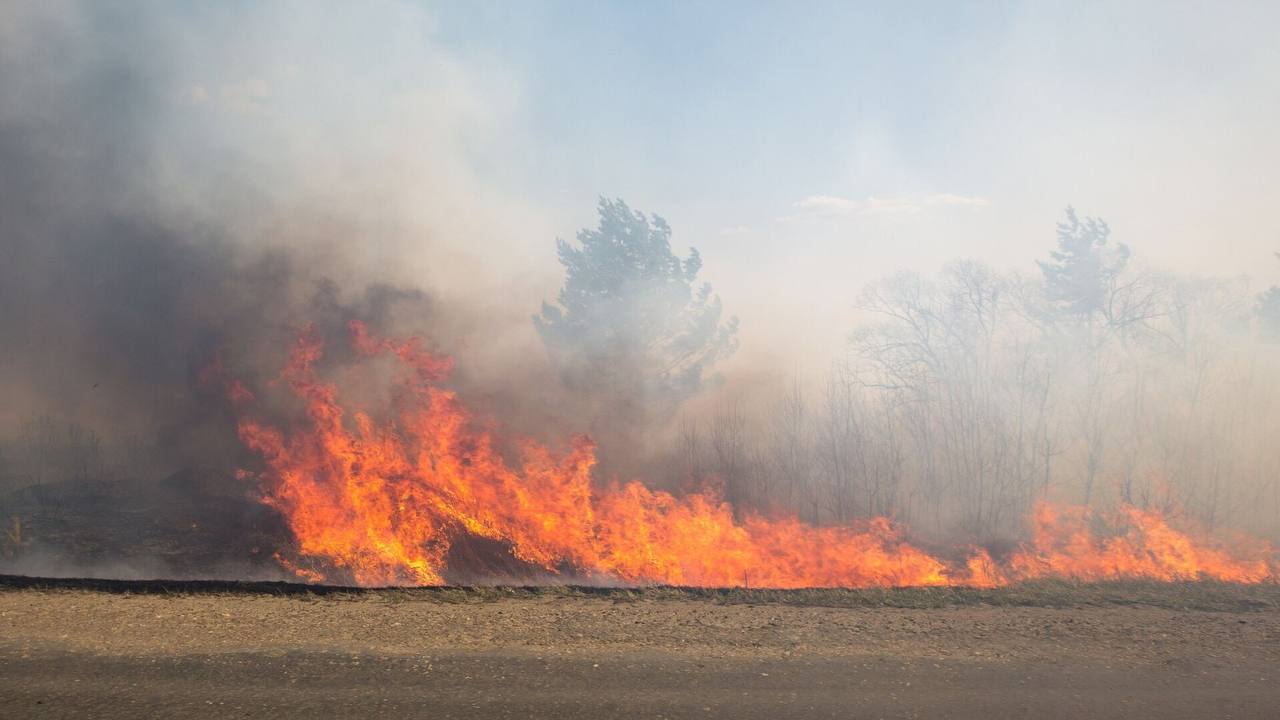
[233, 324, 1276, 587]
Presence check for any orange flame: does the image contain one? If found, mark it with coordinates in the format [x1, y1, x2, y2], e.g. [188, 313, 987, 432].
[233, 324, 1276, 587]
[1007, 503, 1273, 583]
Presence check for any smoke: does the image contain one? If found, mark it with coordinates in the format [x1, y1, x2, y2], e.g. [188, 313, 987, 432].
[1, 2, 1276, 583]
[0, 1, 553, 448]
[0, 2, 574, 578]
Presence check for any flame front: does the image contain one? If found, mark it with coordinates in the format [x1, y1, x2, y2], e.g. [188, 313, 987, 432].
[1007, 503, 1273, 584]
[233, 324, 1277, 587]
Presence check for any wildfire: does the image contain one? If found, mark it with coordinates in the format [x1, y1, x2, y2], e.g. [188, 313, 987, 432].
[232, 324, 1277, 587]
[1007, 503, 1273, 584]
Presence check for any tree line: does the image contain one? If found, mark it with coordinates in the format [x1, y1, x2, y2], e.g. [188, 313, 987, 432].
[539, 200, 1280, 542]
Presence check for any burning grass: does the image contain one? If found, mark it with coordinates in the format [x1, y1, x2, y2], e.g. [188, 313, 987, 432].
[219, 323, 1278, 589]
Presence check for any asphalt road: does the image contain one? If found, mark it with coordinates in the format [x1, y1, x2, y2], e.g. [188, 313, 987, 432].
[3, 648, 1275, 719]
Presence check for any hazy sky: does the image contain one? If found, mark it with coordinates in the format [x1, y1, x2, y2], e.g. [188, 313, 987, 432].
[428, 3, 1280, 272]
[67, 1, 1280, 366]
[458, 1, 1280, 364]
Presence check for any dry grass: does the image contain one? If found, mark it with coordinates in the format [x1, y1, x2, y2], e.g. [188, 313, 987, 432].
[2, 573, 1277, 612]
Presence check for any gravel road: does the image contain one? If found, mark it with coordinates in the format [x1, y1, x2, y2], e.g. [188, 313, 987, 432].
[2, 586, 1277, 719]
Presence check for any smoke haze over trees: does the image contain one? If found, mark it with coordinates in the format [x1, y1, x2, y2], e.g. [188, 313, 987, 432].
[1258, 255, 1280, 341]
[536, 198, 739, 467]
[2, 1, 1280, 579]
[661, 209, 1280, 543]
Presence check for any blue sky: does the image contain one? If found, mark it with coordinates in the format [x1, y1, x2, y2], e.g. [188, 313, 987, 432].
[429, 3, 1013, 217]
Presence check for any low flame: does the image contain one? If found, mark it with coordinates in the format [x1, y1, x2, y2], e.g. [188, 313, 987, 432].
[1007, 503, 1273, 584]
[233, 324, 1277, 587]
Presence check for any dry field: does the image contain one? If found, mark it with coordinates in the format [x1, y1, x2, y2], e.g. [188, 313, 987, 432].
[1, 577, 1279, 719]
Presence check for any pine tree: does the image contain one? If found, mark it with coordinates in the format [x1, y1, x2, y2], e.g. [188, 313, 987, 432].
[1258, 253, 1280, 341]
[1037, 207, 1130, 320]
[536, 198, 738, 422]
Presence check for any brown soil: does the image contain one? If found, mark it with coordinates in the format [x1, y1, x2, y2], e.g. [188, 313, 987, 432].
[2, 582, 1279, 718]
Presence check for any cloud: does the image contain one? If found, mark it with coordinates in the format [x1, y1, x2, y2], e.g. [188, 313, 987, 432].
[792, 195, 862, 215]
[924, 193, 991, 208]
[786, 193, 990, 220]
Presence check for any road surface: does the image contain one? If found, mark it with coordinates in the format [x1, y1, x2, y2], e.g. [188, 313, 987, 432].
[1, 582, 1277, 719]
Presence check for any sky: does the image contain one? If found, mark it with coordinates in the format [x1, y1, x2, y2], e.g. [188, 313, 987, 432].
[425, 2, 1280, 280]
[421, 1, 1280, 363]
[25, 0, 1280, 371]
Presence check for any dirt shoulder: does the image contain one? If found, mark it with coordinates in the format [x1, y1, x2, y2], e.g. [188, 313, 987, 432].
[3, 587, 1279, 663]
[2, 581, 1279, 718]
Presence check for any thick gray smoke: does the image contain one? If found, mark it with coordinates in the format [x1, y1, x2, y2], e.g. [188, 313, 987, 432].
[0, 4, 441, 464]
[0, 2, 628, 582]
[0, 4, 489, 578]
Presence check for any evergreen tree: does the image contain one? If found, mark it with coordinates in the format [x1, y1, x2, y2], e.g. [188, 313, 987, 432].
[536, 198, 738, 424]
[1258, 253, 1280, 341]
[1038, 207, 1130, 320]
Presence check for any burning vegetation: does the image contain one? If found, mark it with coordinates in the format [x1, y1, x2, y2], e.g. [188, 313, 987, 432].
[225, 321, 1276, 588]
[3, 192, 1280, 587]
[2, 4, 1279, 592]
